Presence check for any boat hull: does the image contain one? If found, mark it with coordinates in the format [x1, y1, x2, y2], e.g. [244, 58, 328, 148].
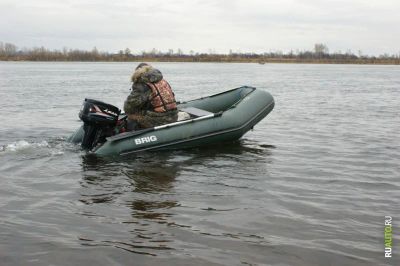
[68, 86, 274, 156]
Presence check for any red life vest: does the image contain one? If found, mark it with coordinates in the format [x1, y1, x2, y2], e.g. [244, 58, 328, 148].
[147, 79, 177, 113]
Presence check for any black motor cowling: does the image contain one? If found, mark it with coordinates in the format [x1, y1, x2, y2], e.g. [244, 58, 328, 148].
[79, 98, 121, 150]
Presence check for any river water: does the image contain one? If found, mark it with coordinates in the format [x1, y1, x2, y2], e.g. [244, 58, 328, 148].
[0, 62, 399, 266]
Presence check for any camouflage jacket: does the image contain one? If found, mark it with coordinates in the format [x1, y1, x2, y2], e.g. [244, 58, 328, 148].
[123, 66, 163, 115]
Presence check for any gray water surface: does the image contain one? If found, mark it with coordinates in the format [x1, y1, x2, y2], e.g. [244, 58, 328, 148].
[0, 62, 399, 266]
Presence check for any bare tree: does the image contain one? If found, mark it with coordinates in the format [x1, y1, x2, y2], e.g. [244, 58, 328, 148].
[314, 43, 329, 57]
[4, 42, 17, 56]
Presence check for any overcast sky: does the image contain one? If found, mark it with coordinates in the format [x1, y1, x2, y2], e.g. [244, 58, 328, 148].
[0, 0, 399, 55]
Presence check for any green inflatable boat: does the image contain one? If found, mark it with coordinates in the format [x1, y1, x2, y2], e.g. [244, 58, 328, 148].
[68, 86, 274, 156]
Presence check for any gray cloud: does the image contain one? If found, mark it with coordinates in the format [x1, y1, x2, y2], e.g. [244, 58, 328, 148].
[0, 0, 399, 55]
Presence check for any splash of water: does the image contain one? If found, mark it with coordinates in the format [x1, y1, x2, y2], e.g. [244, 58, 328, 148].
[1, 140, 49, 152]
[0, 140, 73, 157]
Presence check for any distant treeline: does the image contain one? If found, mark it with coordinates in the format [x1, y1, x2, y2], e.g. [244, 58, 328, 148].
[1, 42, 399, 65]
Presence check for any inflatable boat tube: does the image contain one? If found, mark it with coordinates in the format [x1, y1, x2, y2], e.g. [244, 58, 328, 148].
[68, 86, 274, 156]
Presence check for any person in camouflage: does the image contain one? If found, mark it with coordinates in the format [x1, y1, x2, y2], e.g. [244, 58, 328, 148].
[123, 63, 178, 130]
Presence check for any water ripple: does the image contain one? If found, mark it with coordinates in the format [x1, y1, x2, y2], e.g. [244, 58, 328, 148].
[1, 62, 399, 266]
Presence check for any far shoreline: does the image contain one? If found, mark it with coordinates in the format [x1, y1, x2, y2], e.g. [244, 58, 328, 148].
[2, 42, 399, 65]
[1, 58, 399, 65]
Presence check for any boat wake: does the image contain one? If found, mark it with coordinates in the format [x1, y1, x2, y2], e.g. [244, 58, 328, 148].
[0, 138, 79, 156]
[1, 140, 50, 152]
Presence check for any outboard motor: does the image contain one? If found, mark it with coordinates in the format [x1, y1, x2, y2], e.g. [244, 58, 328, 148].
[79, 99, 121, 150]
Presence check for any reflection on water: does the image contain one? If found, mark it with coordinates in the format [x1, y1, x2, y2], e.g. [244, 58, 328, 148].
[124, 165, 180, 221]
[78, 152, 181, 256]
[76, 140, 275, 257]
[125, 166, 178, 193]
